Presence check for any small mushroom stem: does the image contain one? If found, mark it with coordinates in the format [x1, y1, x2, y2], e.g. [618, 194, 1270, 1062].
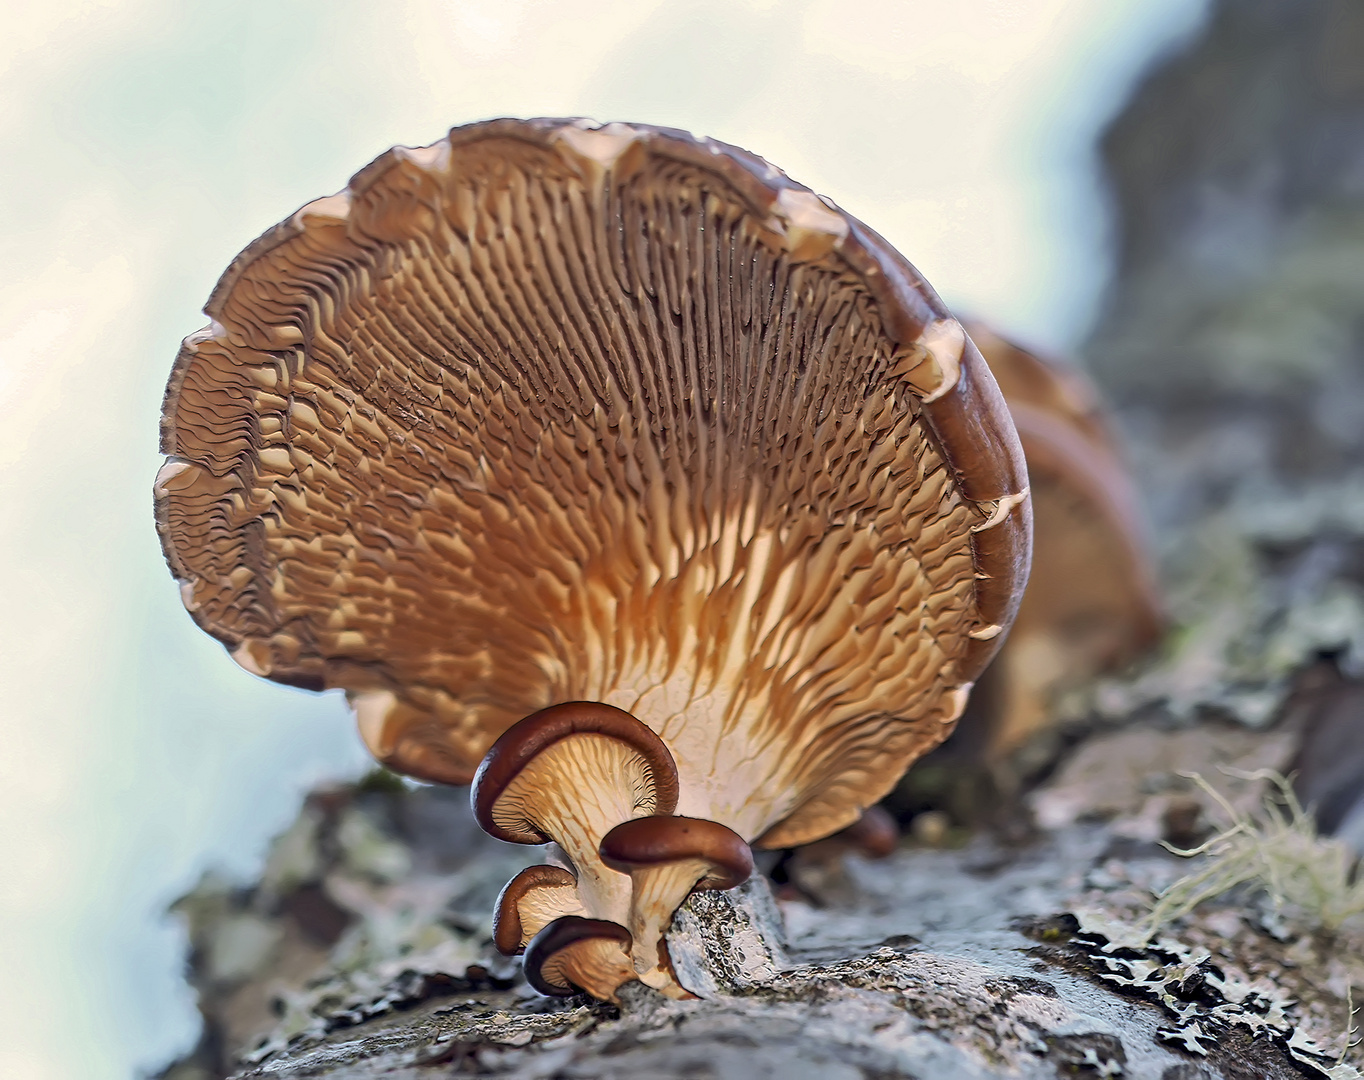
[523, 916, 636, 1002]
[624, 856, 718, 987]
[599, 816, 753, 990]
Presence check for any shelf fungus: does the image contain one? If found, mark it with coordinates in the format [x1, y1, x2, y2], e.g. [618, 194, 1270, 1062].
[966, 324, 1164, 763]
[155, 118, 1032, 1001]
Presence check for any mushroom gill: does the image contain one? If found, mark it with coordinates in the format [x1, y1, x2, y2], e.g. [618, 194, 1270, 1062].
[522, 916, 635, 1002]
[493, 865, 585, 956]
[156, 118, 1032, 998]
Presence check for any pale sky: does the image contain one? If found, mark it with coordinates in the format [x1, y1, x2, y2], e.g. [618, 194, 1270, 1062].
[0, 2, 1206, 1076]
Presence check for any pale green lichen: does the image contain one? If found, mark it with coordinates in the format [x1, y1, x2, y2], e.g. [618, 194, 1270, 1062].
[1339, 987, 1360, 1077]
[1093, 477, 1364, 732]
[1145, 769, 1364, 940]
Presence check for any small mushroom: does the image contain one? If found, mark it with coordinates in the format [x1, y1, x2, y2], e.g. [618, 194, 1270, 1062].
[781, 804, 900, 906]
[599, 815, 753, 989]
[522, 916, 635, 1001]
[472, 701, 678, 926]
[832, 804, 900, 859]
[492, 864, 586, 955]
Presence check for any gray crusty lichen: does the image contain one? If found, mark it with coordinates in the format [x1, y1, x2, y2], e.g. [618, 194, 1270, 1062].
[159, 759, 1361, 1080]
[1023, 913, 1361, 1080]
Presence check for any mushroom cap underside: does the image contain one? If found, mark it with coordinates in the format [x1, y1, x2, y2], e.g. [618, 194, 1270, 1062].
[156, 117, 1032, 847]
[522, 916, 634, 998]
[493, 863, 580, 955]
[472, 701, 680, 843]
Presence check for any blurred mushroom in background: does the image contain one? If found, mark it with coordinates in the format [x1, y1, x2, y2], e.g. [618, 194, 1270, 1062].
[884, 325, 1165, 837]
[969, 324, 1164, 766]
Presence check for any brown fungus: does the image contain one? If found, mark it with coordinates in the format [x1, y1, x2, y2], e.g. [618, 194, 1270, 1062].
[156, 118, 1033, 999]
[522, 916, 635, 1001]
[832, 804, 901, 859]
[493, 864, 585, 956]
[966, 324, 1163, 762]
[472, 701, 677, 925]
[599, 815, 753, 990]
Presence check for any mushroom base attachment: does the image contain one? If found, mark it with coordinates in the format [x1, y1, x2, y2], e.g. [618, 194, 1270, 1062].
[627, 857, 716, 987]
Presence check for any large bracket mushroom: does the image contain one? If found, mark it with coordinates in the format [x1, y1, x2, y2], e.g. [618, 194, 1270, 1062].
[155, 118, 1033, 1001]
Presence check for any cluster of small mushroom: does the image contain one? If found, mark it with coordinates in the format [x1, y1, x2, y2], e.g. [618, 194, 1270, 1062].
[476, 702, 753, 999]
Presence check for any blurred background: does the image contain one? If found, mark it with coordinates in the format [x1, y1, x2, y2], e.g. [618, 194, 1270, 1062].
[16, 0, 1364, 1076]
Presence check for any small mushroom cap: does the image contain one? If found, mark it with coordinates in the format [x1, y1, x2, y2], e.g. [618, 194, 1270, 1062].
[834, 804, 900, 859]
[493, 863, 579, 955]
[522, 915, 633, 998]
[471, 702, 679, 844]
[599, 815, 753, 890]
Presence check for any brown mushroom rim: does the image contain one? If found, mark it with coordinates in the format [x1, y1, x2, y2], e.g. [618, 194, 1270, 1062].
[599, 815, 753, 889]
[523, 915, 633, 997]
[472, 702, 679, 844]
[493, 863, 579, 955]
[156, 117, 1031, 847]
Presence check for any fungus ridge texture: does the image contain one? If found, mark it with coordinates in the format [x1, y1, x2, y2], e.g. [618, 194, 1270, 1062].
[490, 734, 661, 839]
[157, 121, 1021, 847]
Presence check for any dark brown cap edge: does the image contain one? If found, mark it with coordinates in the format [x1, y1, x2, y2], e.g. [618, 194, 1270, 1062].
[492, 864, 578, 956]
[522, 915, 632, 997]
[598, 815, 753, 890]
[470, 702, 680, 844]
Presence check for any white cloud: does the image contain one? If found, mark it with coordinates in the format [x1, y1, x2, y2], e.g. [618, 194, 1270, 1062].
[0, 257, 137, 465]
